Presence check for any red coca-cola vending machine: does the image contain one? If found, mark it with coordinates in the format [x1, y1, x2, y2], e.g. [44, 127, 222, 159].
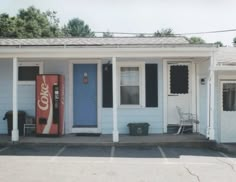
[36, 75, 64, 136]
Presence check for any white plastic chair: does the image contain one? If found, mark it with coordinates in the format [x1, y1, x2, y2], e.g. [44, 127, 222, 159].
[176, 106, 200, 134]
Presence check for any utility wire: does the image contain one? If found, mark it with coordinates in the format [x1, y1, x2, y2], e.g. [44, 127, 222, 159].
[95, 28, 236, 36]
[95, 31, 153, 35]
[176, 29, 236, 35]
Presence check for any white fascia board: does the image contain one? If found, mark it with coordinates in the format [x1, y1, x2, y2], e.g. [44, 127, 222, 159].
[0, 47, 214, 59]
[212, 66, 236, 71]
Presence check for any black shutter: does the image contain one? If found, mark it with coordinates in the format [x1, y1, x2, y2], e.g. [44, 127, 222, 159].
[145, 64, 158, 107]
[102, 64, 113, 107]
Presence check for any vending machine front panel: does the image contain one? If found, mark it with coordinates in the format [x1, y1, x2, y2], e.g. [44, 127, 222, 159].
[36, 75, 60, 135]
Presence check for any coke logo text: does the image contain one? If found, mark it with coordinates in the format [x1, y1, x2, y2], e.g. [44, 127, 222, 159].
[37, 77, 50, 111]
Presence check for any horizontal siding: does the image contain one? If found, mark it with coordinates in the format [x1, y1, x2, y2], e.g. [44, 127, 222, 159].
[102, 108, 163, 134]
[102, 59, 163, 134]
[0, 61, 12, 134]
[118, 108, 163, 134]
[101, 109, 113, 134]
[18, 85, 35, 116]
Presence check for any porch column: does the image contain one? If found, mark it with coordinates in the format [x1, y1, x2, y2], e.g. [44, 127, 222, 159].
[12, 57, 19, 142]
[207, 54, 215, 140]
[112, 56, 119, 142]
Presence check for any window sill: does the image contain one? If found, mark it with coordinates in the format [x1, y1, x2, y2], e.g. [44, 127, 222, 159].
[118, 105, 145, 109]
[18, 81, 36, 85]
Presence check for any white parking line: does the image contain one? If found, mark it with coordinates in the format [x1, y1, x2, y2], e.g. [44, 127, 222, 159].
[158, 146, 169, 163]
[50, 146, 66, 162]
[0, 147, 9, 153]
[110, 146, 115, 162]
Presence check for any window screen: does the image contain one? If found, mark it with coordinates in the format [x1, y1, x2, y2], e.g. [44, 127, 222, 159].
[18, 66, 39, 81]
[223, 83, 236, 111]
[120, 67, 139, 105]
[170, 65, 189, 94]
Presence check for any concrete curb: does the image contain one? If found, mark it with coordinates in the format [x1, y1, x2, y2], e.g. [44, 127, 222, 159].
[211, 143, 236, 155]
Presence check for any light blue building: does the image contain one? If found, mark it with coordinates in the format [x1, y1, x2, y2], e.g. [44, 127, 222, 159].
[0, 37, 234, 143]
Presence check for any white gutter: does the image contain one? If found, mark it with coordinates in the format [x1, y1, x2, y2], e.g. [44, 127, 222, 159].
[0, 47, 216, 59]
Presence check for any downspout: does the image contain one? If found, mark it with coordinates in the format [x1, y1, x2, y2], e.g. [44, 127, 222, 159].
[207, 51, 216, 140]
[112, 56, 119, 142]
[12, 57, 19, 142]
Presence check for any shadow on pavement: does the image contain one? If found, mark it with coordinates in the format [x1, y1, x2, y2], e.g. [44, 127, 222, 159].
[0, 145, 235, 158]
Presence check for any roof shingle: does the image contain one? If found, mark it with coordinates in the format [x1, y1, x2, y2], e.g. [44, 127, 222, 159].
[0, 37, 189, 46]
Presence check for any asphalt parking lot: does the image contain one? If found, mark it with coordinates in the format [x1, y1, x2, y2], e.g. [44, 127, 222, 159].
[0, 145, 236, 182]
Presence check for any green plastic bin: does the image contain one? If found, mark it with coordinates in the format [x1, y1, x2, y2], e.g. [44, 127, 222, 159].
[127, 123, 150, 136]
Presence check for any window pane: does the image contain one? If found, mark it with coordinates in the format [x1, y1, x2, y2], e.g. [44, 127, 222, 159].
[18, 66, 39, 81]
[120, 67, 139, 86]
[170, 65, 188, 94]
[223, 83, 236, 111]
[121, 86, 139, 105]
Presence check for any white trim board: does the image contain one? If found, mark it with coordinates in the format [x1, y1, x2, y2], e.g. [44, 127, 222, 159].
[17, 61, 43, 85]
[163, 60, 167, 133]
[0, 47, 214, 59]
[117, 61, 145, 108]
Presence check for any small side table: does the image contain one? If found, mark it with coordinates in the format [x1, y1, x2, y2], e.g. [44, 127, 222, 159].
[24, 123, 36, 136]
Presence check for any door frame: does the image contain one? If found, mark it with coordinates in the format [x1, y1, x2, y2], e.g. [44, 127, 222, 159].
[219, 77, 236, 142]
[163, 59, 196, 132]
[69, 60, 102, 133]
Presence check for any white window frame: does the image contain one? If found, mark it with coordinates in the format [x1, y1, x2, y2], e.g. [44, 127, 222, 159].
[18, 62, 43, 85]
[117, 62, 145, 108]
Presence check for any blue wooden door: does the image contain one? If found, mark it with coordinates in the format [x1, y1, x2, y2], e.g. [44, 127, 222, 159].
[73, 64, 97, 127]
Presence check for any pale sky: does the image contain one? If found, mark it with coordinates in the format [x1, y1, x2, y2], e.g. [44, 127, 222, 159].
[1, 0, 236, 46]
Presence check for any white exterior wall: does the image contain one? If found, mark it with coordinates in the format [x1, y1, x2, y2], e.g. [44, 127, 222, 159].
[197, 60, 210, 136]
[0, 60, 13, 134]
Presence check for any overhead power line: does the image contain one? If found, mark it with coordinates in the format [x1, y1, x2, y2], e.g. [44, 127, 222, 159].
[176, 29, 236, 35]
[95, 31, 153, 35]
[95, 28, 236, 36]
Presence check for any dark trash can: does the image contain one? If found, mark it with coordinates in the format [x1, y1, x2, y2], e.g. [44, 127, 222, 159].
[3, 111, 26, 136]
[127, 123, 150, 136]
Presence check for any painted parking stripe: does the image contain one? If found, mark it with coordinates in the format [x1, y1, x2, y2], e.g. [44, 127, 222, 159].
[110, 146, 115, 162]
[158, 146, 169, 163]
[50, 146, 66, 162]
[0, 147, 9, 153]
